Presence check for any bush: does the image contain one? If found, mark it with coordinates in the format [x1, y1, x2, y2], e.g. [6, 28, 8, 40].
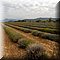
[12, 34, 21, 43]
[31, 30, 59, 42]
[39, 28, 59, 34]
[17, 39, 33, 48]
[19, 27, 32, 33]
[5, 23, 32, 33]
[41, 33, 59, 41]
[26, 43, 47, 60]
[31, 30, 40, 36]
[4, 26, 21, 43]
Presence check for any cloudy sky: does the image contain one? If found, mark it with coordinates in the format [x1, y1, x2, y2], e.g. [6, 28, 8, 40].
[0, 0, 60, 19]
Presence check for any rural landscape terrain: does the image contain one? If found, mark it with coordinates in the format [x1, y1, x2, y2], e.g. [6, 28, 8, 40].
[2, 18, 60, 60]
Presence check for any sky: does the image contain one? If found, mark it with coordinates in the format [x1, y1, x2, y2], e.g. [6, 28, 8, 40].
[0, 0, 60, 19]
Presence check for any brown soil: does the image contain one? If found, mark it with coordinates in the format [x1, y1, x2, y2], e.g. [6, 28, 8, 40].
[2, 31, 27, 60]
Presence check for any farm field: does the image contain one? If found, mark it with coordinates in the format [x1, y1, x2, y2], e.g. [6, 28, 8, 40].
[4, 22, 59, 42]
[2, 21, 60, 60]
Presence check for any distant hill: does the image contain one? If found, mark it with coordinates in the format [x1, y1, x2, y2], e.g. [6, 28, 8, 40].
[19, 18, 57, 22]
[3, 18, 58, 22]
[3, 19, 18, 22]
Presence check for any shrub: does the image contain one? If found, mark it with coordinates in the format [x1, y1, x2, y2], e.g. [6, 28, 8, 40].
[19, 27, 32, 33]
[31, 29, 59, 41]
[17, 39, 33, 48]
[31, 30, 40, 36]
[39, 28, 59, 34]
[12, 34, 21, 43]
[38, 31, 44, 37]
[4, 26, 21, 43]
[26, 43, 47, 60]
[41, 33, 59, 41]
[23, 26, 59, 34]
[5, 24, 32, 33]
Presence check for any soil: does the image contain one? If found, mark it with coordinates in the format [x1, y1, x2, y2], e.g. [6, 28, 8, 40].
[2, 31, 27, 60]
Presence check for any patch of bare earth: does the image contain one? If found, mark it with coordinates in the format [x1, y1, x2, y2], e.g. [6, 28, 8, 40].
[2, 32, 27, 60]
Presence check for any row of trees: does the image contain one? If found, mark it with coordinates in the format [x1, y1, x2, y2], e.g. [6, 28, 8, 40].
[14, 18, 59, 22]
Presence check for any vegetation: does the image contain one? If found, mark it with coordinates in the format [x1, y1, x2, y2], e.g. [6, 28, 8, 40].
[4, 25, 33, 49]
[3, 20, 60, 60]
[48, 18, 52, 22]
[4, 22, 59, 34]
[32, 30, 42, 36]
[31, 30, 59, 42]
[17, 39, 33, 48]
[41, 33, 59, 41]
[4, 21, 58, 29]
[23, 26, 59, 34]
[26, 43, 50, 60]
[4, 23, 59, 42]
[4, 26, 21, 43]
[4, 23, 32, 33]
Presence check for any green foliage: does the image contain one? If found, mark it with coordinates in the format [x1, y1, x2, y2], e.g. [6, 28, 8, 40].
[4, 26, 21, 43]
[31, 30, 59, 41]
[17, 39, 33, 48]
[31, 30, 40, 36]
[39, 28, 59, 34]
[26, 43, 48, 60]
[5, 23, 59, 42]
[19, 27, 32, 33]
[5, 23, 32, 33]
[41, 33, 59, 41]
[48, 18, 52, 22]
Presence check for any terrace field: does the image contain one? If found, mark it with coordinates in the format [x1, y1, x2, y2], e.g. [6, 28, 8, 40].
[2, 21, 60, 60]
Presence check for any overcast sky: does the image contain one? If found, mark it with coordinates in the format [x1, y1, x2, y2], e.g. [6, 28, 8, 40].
[0, 0, 60, 19]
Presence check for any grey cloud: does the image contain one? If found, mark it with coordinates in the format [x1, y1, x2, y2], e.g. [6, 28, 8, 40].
[2, 0, 58, 19]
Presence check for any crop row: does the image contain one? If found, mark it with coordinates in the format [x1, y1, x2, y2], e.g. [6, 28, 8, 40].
[5, 23, 59, 42]
[21, 26, 59, 34]
[5, 23, 59, 34]
[5, 22, 58, 29]
[4, 23, 32, 33]
[4, 26, 58, 60]
[3, 26, 47, 59]
[32, 30, 59, 42]
[4, 26, 33, 48]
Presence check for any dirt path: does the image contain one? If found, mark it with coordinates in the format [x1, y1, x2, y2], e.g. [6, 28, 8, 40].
[3, 32, 27, 60]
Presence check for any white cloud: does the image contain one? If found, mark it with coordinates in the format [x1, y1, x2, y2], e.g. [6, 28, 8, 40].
[0, 0, 60, 19]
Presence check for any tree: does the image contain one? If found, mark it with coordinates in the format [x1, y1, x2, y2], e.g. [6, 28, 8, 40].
[48, 18, 52, 22]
